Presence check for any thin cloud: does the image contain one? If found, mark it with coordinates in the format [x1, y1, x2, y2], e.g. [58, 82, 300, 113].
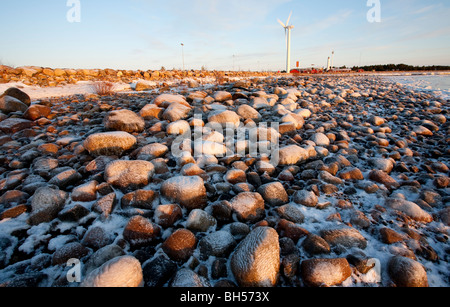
[297, 9, 354, 37]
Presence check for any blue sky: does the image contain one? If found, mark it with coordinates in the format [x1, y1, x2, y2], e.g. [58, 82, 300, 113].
[0, 0, 449, 71]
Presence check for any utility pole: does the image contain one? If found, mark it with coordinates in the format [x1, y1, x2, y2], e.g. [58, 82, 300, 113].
[181, 43, 185, 71]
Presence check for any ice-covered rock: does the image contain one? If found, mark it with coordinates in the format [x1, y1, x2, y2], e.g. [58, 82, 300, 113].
[384, 198, 433, 223]
[160, 176, 207, 209]
[28, 187, 68, 225]
[231, 227, 280, 287]
[104, 160, 155, 192]
[154, 93, 190, 108]
[310, 133, 330, 146]
[103, 109, 145, 133]
[229, 192, 265, 223]
[320, 227, 367, 250]
[81, 256, 144, 287]
[136, 143, 169, 160]
[162, 102, 191, 122]
[170, 268, 211, 287]
[186, 209, 217, 232]
[257, 182, 289, 206]
[162, 229, 197, 262]
[166, 120, 191, 135]
[388, 256, 429, 287]
[83, 131, 137, 156]
[300, 258, 352, 287]
[207, 110, 240, 128]
[278, 145, 309, 166]
[199, 230, 236, 258]
[293, 190, 318, 208]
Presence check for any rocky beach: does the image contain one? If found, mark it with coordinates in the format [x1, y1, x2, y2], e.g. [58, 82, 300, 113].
[0, 71, 448, 287]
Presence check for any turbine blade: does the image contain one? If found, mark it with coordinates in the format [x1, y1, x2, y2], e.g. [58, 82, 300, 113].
[286, 11, 292, 26]
[277, 19, 286, 28]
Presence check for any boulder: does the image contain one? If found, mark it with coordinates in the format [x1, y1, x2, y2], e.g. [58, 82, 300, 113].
[278, 145, 309, 166]
[236, 104, 261, 121]
[1, 87, 31, 106]
[213, 91, 232, 102]
[153, 94, 190, 108]
[208, 110, 240, 128]
[23, 104, 51, 120]
[123, 215, 161, 247]
[293, 190, 318, 208]
[320, 227, 367, 250]
[0, 118, 33, 134]
[300, 258, 352, 287]
[170, 268, 210, 287]
[103, 109, 145, 133]
[162, 229, 197, 262]
[136, 143, 169, 160]
[81, 256, 144, 287]
[139, 104, 163, 120]
[162, 102, 191, 122]
[199, 231, 236, 259]
[186, 209, 217, 232]
[28, 187, 68, 225]
[160, 176, 207, 210]
[310, 133, 330, 146]
[368, 170, 399, 190]
[231, 227, 280, 287]
[257, 182, 289, 206]
[229, 192, 265, 223]
[384, 198, 433, 223]
[83, 132, 137, 156]
[388, 256, 429, 287]
[104, 160, 155, 192]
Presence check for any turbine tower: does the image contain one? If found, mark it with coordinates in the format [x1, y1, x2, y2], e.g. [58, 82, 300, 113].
[278, 11, 294, 73]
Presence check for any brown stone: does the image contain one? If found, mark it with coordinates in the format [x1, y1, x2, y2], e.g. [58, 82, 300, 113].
[300, 258, 352, 287]
[368, 170, 400, 190]
[380, 227, 406, 244]
[162, 228, 197, 262]
[154, 204, 183, 228]
[338, 167, 364, 180]
[123, 215, 161, 247]
[0, 118, 33, 134]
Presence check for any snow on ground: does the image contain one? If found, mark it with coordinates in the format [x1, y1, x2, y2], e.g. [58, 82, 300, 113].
[0, 81, 133, 101]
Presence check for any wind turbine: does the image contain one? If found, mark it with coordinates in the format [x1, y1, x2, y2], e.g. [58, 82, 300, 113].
[278, 11, 294, 73]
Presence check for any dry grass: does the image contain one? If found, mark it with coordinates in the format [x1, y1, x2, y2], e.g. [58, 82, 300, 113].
[212, 71, 225, 85]
[92, 81, 116, 96]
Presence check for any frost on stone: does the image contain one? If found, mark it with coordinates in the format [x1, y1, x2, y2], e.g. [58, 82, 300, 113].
[81, 256, 144, 287]
[231, 227, 280, 287]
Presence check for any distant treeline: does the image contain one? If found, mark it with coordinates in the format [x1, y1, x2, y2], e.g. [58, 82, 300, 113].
[351, 64, 450, 71]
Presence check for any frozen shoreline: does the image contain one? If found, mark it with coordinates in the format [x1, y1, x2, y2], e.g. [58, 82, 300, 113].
[0, 74, 448, 287]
